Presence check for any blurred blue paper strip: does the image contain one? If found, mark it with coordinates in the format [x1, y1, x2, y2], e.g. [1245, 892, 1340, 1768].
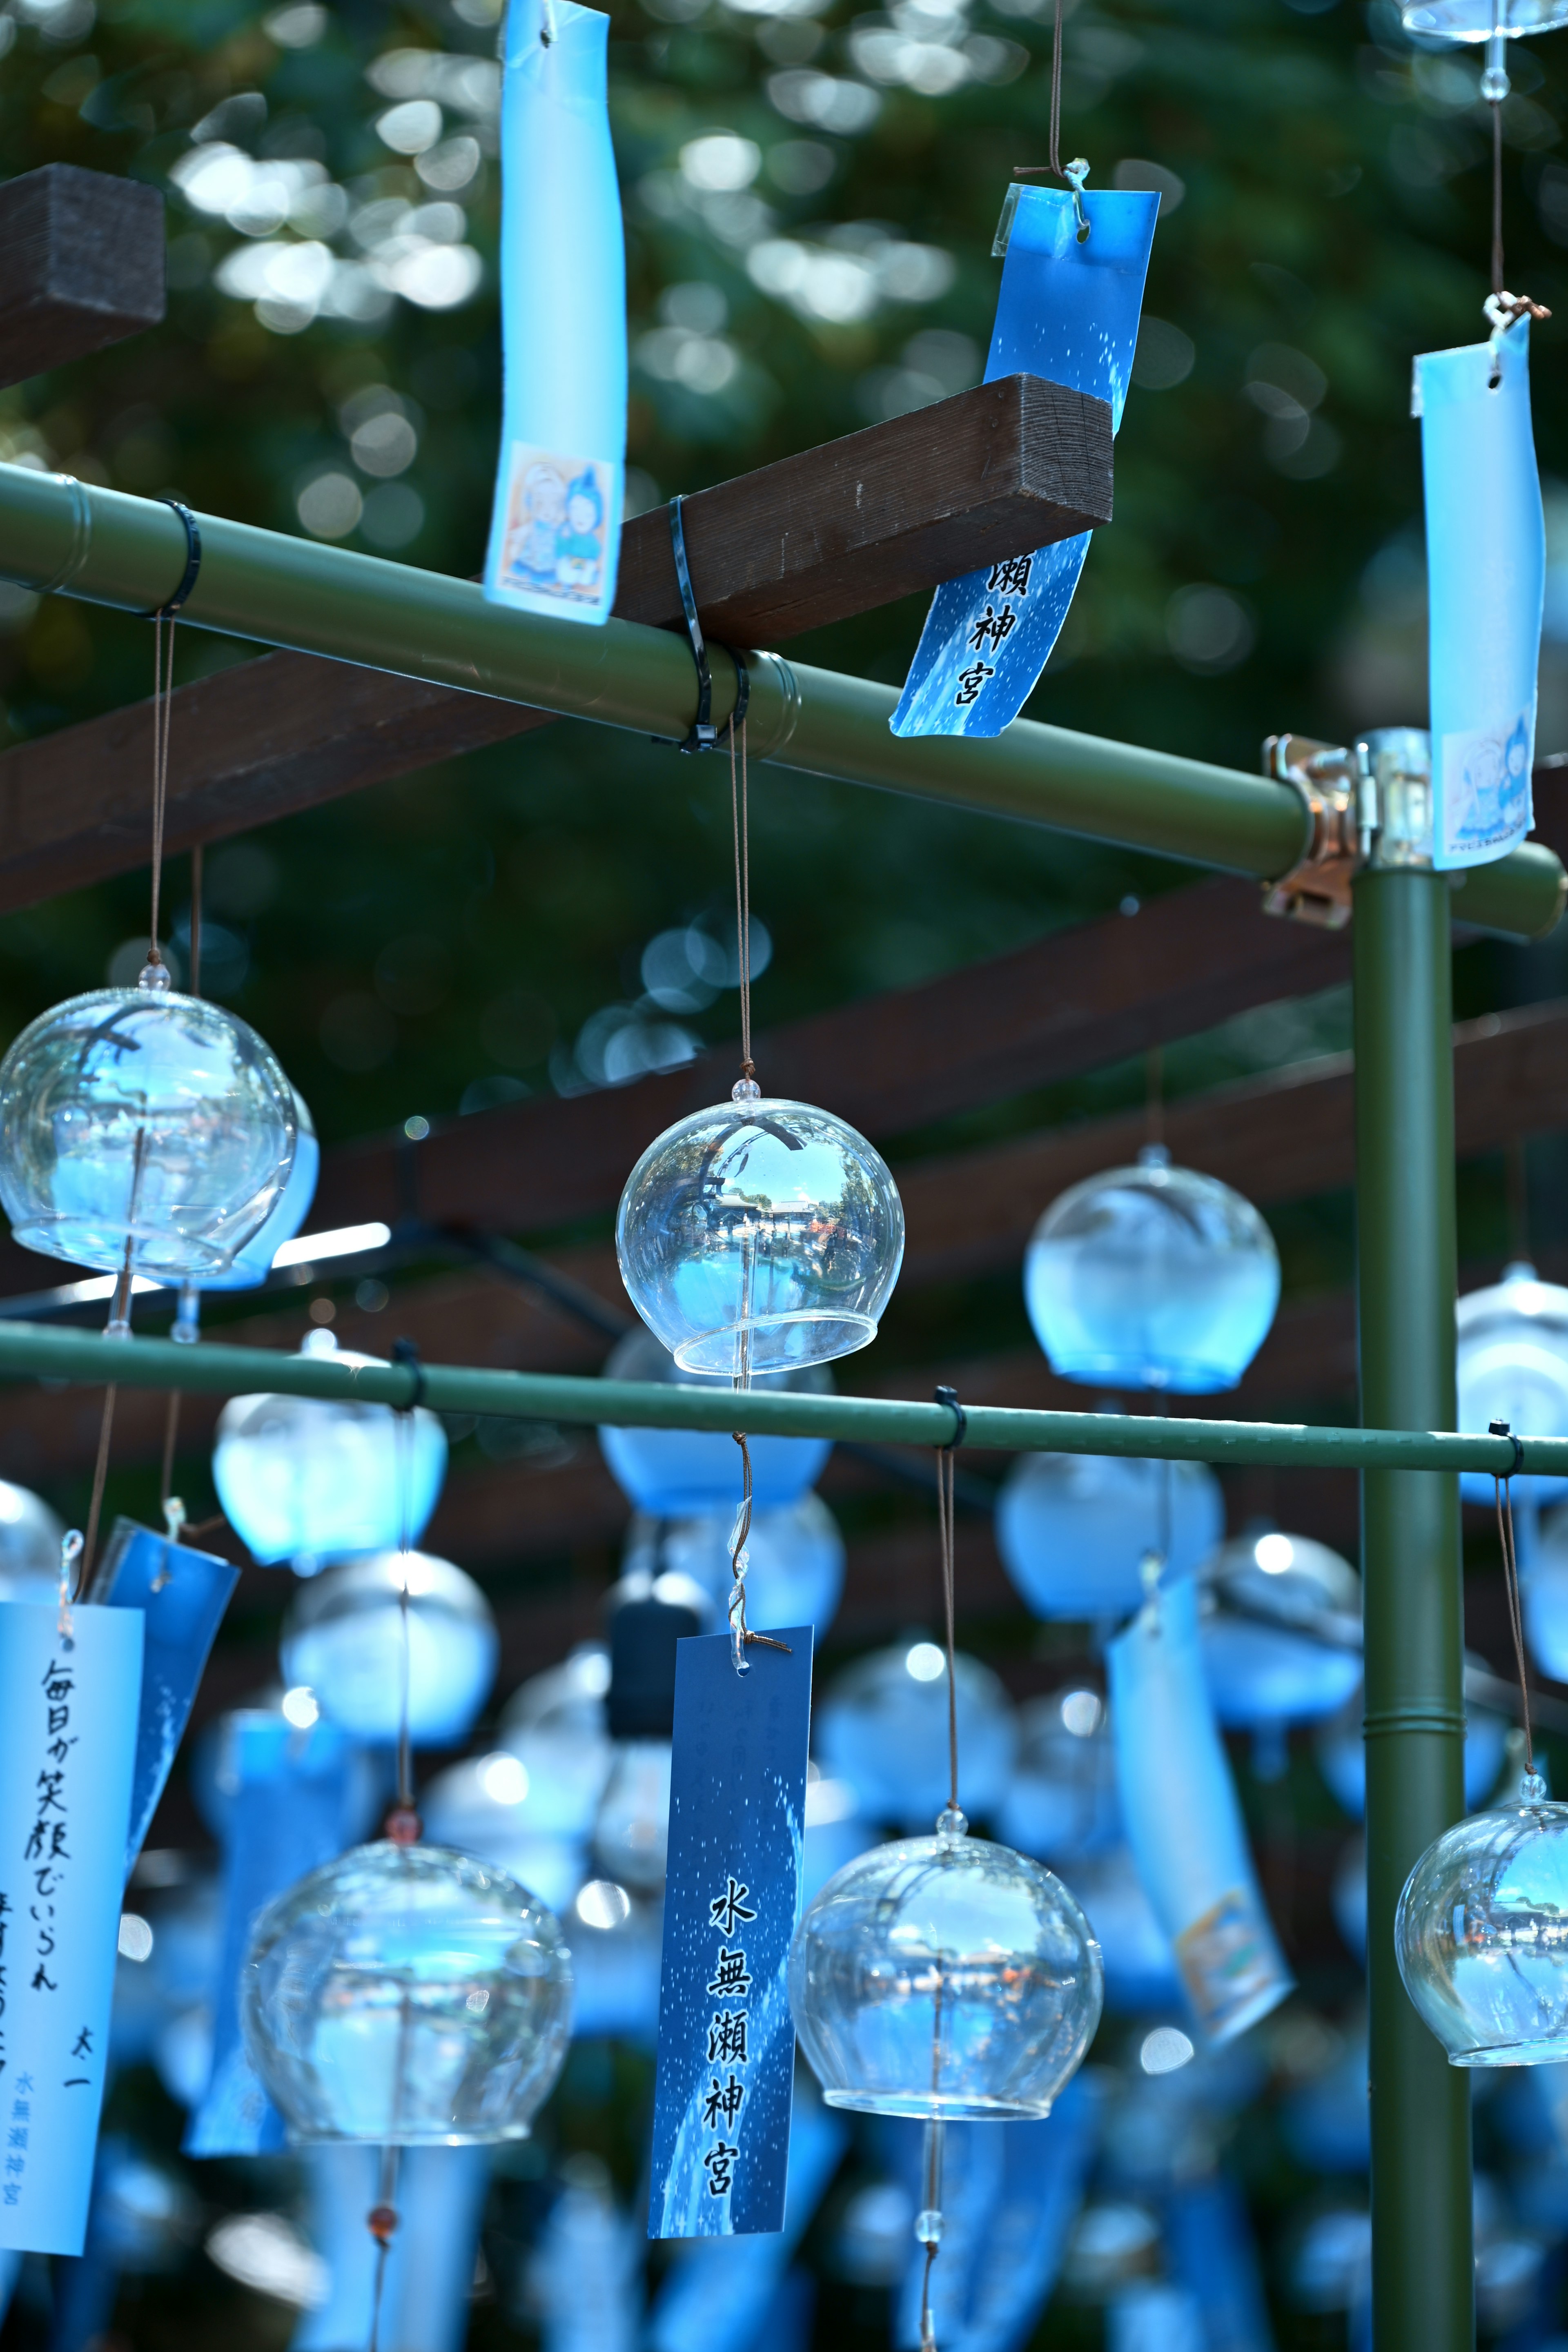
[649, 1627, 814, 2238]
[0, 1601, 142, 2256]
[483, 0, 626, 627]
[1416, 319, 1544, 869]
[1108, 1577, 1292, 2045]
[891, 184, 1158, 739]
[91, 1519, 239, 1883]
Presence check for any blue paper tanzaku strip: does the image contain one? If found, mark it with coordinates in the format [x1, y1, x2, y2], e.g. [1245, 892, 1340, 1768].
[483, 0, 626, 627]
[649, 1627, 814, 2238]
[91, 1519, 239, 1884]
[1415, 320, 1544, 870]
[0, 1601, 142, 2256]
[891, 184, 1158, 740]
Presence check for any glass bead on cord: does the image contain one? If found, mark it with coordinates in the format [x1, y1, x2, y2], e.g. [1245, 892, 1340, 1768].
[615, 1091, 904, 1375]
[0, 970, 297, 1279]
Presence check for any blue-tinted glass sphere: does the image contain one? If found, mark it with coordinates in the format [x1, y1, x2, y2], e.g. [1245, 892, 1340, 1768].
[0, 979, 296, 1277]
[1396, 1779, 1568, 2066]
[197, 1091, 318, 1291]
[0, 1479, 67, 1601]
[1316, 1674, 1508, 1819]
[816, 1642, 1019, 1831]
[803, 1775, 878, 1907]
[998, 1688, 1120, 1865]
[598, 1324, 832, 1515]
[997, 1450, 1225, 1620]
[1024, 1146, 1280, 1393]
[1199, 1531, 1364, 1737]
[419, 1753, 587, 1915]
[616, 1090, 904, 1374]
[281, 1552, 497, 1748]
[212, 1330, 448, 1570]
[497, 1648, 613, 1843]
[592, 1740, 672, 1894]
[1402, 0, 1568, 40]
[1456, 1263, 1568, 1504]
[660, 1492, 846, 1634]
[241, 1841, 572, 2140]
[789, 1816, 1103, 2118]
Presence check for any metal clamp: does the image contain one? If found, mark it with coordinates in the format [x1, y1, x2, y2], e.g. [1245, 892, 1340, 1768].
[933, 1383, 967, 1449]
[1259, 733, 1362, 929]
[665, 495, 748, 753]
[145, 498, 202, 618]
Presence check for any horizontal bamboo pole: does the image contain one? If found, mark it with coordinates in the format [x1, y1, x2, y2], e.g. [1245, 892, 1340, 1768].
[0, 1319, 1560, 1477]
[0, 465, 1559, 935]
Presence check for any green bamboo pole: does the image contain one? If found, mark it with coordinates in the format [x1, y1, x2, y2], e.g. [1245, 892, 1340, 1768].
[1354, 867, 1474, 2350]
[0, 1317, 1561, 1478]
[0, 464, 1559, 934]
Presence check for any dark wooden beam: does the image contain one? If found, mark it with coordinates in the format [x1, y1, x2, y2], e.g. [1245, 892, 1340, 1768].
[0, 374, 1108, 911]
[0, 165, 164, 388]
[312, 875, 1350, 1232]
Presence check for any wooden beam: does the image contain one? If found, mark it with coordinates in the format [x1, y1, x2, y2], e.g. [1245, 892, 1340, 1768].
[0, 165, 164, 388]
[312, 875, 1350, 1232]
[0, 374, 1108, 911]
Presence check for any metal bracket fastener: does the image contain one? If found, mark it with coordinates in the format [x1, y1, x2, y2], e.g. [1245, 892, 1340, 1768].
[1259, 733, 1361, 929]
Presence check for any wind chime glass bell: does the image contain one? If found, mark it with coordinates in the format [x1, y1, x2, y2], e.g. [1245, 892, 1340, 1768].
[1402, 0, 1568, 45]
[1396, 1775, 1568, 2065]
[788, 1809, 1104, 2118]
[816, 1642, 1019, 1831]
[996, 1449, 1225, 1620]
[1024, 1146, 1280, 1393]
[280, 1552, 499, 1748]
[1198, 1531, 1365, 1774]
[1455, 1263, 1568, 1503]
[241, 1841, 572, 2140]
[616, 1088, 905, 1374]
[0, 970, 297, 1278]
[211, 1329, 448, 1571]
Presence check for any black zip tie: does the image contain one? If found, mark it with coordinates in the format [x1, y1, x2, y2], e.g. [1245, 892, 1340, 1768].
[146, 499, 201, 618]
[663, 495, 749, 753]
[934, 1383, 967, 1449]
[391, 1336, 427, 1412]
[1490, 1416, 1526, 1476]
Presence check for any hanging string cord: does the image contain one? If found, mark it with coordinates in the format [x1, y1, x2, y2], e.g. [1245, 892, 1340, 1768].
[1481, 21, 1550, 337]
[1491, 1420, 1537, 1785]
[387, 1339, 426, 1826]
[366, 2146, 401, 2352]
[159, 1391, 182, 1535]
[82, 1384, 118, 1585]
[1048, 0, 1065, 178]
[189, 843, 203, 998]
[147, 612, 176, 967]
[934, 1386, 966, 1818]
[729, 707, 754, 1082]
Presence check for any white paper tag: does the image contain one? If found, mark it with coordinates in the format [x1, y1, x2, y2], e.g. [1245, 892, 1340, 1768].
[0, 1602, 143, 2255]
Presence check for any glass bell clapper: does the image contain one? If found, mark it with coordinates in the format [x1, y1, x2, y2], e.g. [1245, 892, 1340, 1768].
[420, 1751, 587, 1914]
[815, 1641, 1019, 1832]
[280, 1551, 498, 1748]
[165, 1086, 319, 1343]
[291, 2142, 490, 2352]
[497, 1644, 614, 1841]
[241, 1836, 572, 2141]
[997, 1449, 1224, 1620]
[1396, 1770, 1568, 2065]
[0, 1477, 67, 1599]
[591, 1581, 703, 1894]
[1456, 1263, 1568, 1508]
[615, 1079, 905, 1374]
[996, 1686, 1121, 1866]
[1197, 1530, 1365, 1781]
[211, 1327, 448, 1571]
[598, 1324, 833, 1514]
[1024, 1147, 1280, 1392]
[653, 1490, 846, 1637]
[1316, 1665, 1510, 1819]
[0, 959, 296, 1279]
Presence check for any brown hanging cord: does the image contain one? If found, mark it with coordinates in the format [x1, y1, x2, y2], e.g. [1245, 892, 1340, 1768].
[934, 1385, 966, 1817]
[189, 842, 203, 997]
[366, 2144, 401, 2352]
[1490, 1419, 1539, 1786]
[146, 611, 176, 970]
[728, 707, 754, 1083]
[81, 1379, 118, 1586]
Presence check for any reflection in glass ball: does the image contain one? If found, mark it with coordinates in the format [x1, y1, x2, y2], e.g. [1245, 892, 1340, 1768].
[597, 1325, 832, 1515]
[0, 1479, 67, 1601]
[0, 981, 296, 1277]
[197, 1090, 319, 1291]
[281, 1552, 497, 1748]
[241, 1842, 572, 2140]
[816, 1644, 1018, 1830]
[789, 1817, 1102, 2118]
[616, 1092, 904, 1374]
[1025, 1146, 1279, 1393]
[212, 1330, 448, 1570]
[659, 1492, 846, 1635]
[997, 1451, 1224, 1620]
[1396, 1782, 1568, 2065]
[1455, 1262, 1568, 1503]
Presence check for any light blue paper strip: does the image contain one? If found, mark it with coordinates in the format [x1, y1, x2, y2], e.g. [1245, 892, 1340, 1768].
[0, 1601, 143, 2257]
[891, 185, 1158, 741]
[1107, 1578, 1292, 2046]
[483, 0, 626, 628]
[1417, 320, 1544, 870]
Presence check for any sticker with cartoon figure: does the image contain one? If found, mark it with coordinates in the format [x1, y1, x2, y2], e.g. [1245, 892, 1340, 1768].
[1440, 705, 1535, 863]
[497, 445, 614, 609]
